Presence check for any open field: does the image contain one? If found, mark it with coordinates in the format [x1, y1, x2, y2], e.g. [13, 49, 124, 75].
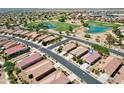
[85, 20, 121, 27]
[48, 21, 79, 32]
[24, 21, 79, 32]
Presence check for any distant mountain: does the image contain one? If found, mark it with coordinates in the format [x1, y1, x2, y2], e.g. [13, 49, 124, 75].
[0, 8, 124, 13]
[0, 8, 39, 13]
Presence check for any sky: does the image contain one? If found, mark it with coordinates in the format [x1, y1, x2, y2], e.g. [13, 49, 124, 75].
[0, 0, 123, 8]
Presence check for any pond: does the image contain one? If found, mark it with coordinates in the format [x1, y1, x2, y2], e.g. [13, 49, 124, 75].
[86, 24, 111, 33]
[43, 22, 56, 29]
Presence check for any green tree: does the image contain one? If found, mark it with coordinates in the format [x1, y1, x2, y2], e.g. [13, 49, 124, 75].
[80, 20, 84, 24]
[3, 59, 18, 84]
[83, 23, 89, 27]
[73, 56, 83, 64]
[68, 25, 73, 32]
[58, 16, 65, 22]
[112, 26, 123, 37]
[92, 44, 110, 55]
[112, 26, 119, 33]
[36, 26, 40, 32]
[2, 54, 9, 61]
[3, 61, 14, 71]
[106, 34, 116, 47]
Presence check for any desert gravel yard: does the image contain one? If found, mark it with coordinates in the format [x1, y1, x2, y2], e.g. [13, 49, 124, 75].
[0, 64, 6, 84]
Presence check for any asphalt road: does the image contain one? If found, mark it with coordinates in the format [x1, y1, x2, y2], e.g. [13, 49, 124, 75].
[52, 33, 124, 57]
[65, 35, 124, 57]
[0, 35, 102, 84]
[47, 38, 71, 49]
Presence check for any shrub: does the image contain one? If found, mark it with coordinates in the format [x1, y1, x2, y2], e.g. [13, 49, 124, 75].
[84, 34, 91, 38]
[57, 46, 63, 53]
[15, 68, 21, 75]
[92, 44, 110, 55]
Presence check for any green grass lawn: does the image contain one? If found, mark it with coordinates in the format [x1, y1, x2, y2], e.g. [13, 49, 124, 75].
[48, 21, 79, 32]
[85, 20, 120, 27]
[24, 21, 79, 32]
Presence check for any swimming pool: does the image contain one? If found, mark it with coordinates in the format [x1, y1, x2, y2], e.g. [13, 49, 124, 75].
[86, 24, 111, 33]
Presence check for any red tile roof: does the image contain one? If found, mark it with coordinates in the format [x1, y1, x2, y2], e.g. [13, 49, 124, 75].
[0, 29, 6, 33]
[19, 31, 30, 36]
[35, 35, 48, 41]
[42, 36, 58, 43]
[4, 44, 28, 55]
[30, 32, 41, 39]
[25, 32, 36, 38]
[4, 29, 14, 34]
[99, 56, 122, 76]
[26, 59, 55, 81]
[70, 46, 88, 57]
[63, 43, 77, 52]
[50, 74, 70, 84]
[3, 41, 18, 49]
[39, 70, 70, 84]
[12, 30, 23, 35]
[82, 51, 101, 65]
[0, 40, 10, 46]
[19, 52, 43, 69]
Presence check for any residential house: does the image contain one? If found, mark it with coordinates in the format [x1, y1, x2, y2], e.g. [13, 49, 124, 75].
[39, 70, 70, 84]
[4, 44, 29, 59]
[81, 51, 101, 65]
[35, 34, 48, 42]
[25, 59, 56, 82]
[18, 52, 44, 70]
[70, 46, 88, 57]
[42, 36, 58, 46]
[99, 56, 122, 77]
[62, 43, 77, 53]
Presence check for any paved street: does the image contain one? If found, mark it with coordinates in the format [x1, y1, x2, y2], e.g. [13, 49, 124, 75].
[49, 33, 124, 57]
[0, 35, 102, 84]
[64, 35, 124, 57]
[47, 38, 71, 49]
